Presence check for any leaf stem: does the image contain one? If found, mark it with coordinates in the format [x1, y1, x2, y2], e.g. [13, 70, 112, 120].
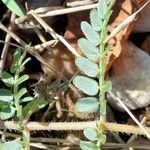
[12, 50, 30, 150]
[98, 1, 115, 147]
[14, 73, 20, 118]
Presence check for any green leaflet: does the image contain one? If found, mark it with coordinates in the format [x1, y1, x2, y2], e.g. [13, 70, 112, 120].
[75, 97, 99, 113]
[100, 133, 107, 144]
[73, 76, 99, 96]
[84, 128, 98, 141]
[78, 38, 99, 61]
[10, 49, 21, 73]
[21, 96, 34, 103]
[13, 48, 21, 62]
[15, 75, 29, 86]
[22, 99, 48, 117]
[102, 81, 112, 93]
[20, 58, 31, 69]
[0, 89, 13, 102]
[15, 88, 27, 101]
[81, 21, 100, 46]
[0, 141, 23, 150]
[0, 46, 34, 149]
[90, 9, 102, 31]
[0, 102, 8, 110]
[75, 57, 99, 77]
[97, 0, 107, 19]
[1, 0, 25, 17]
[0, 106, 15, 120]
[1, 71, 14, 87]
[80, 141, 98, 150]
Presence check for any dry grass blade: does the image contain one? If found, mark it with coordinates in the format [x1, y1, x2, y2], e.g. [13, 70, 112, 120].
[15, 3, 98, 24]
[109, 91, 150, 139]
[28, 10, 80, 57]
[0, 21, 67, 79]
[66, 0, 98, 7]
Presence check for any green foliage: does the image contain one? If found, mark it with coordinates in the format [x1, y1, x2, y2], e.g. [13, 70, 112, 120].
[1, 0, 25, 17]
[0, 141, 23, 150]
[15, 75, 29, 86]
[10, 49, 21, 73]
[0, 48, 39, 149]
[81, 22, 100, 46]
[0, 105, 15, 120]
[22, 99, 48, 117]
[101, 81, 112, 94]
[73, 0, 115, 149]
[1, 72, 13, 87]
[15, 88, 27, 101]
[100, 133, 107, 144]
[78, 38, 99, 61]
[21, 96, 34, 103]
[83, 128, 98, 141]
[0, 49, 32, 120]
[75, 57, 99, 77]
[90, 9, 102, 31]
[80, 141, 98, 150]
[0, 89, 13, 102]
[75, 97, 98, 113]
[98, 0, 107, 18]
[0, 48, 48, 148]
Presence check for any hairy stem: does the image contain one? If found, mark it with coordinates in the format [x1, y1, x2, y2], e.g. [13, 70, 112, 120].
[99, 3, 114, 123]
[2, 121, 150, 136]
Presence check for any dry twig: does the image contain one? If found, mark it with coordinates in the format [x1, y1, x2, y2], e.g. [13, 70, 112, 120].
[0, 13, 16, 73]
[28, 10, 80, 57]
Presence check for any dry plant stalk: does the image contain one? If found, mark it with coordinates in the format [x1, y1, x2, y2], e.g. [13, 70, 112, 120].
[1, 121, 150, 136]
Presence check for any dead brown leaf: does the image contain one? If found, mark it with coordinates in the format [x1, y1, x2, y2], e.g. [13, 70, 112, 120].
[141, 35, 150, 53]
[106, 0, 134, 70]
[134, 1, 150, 32]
